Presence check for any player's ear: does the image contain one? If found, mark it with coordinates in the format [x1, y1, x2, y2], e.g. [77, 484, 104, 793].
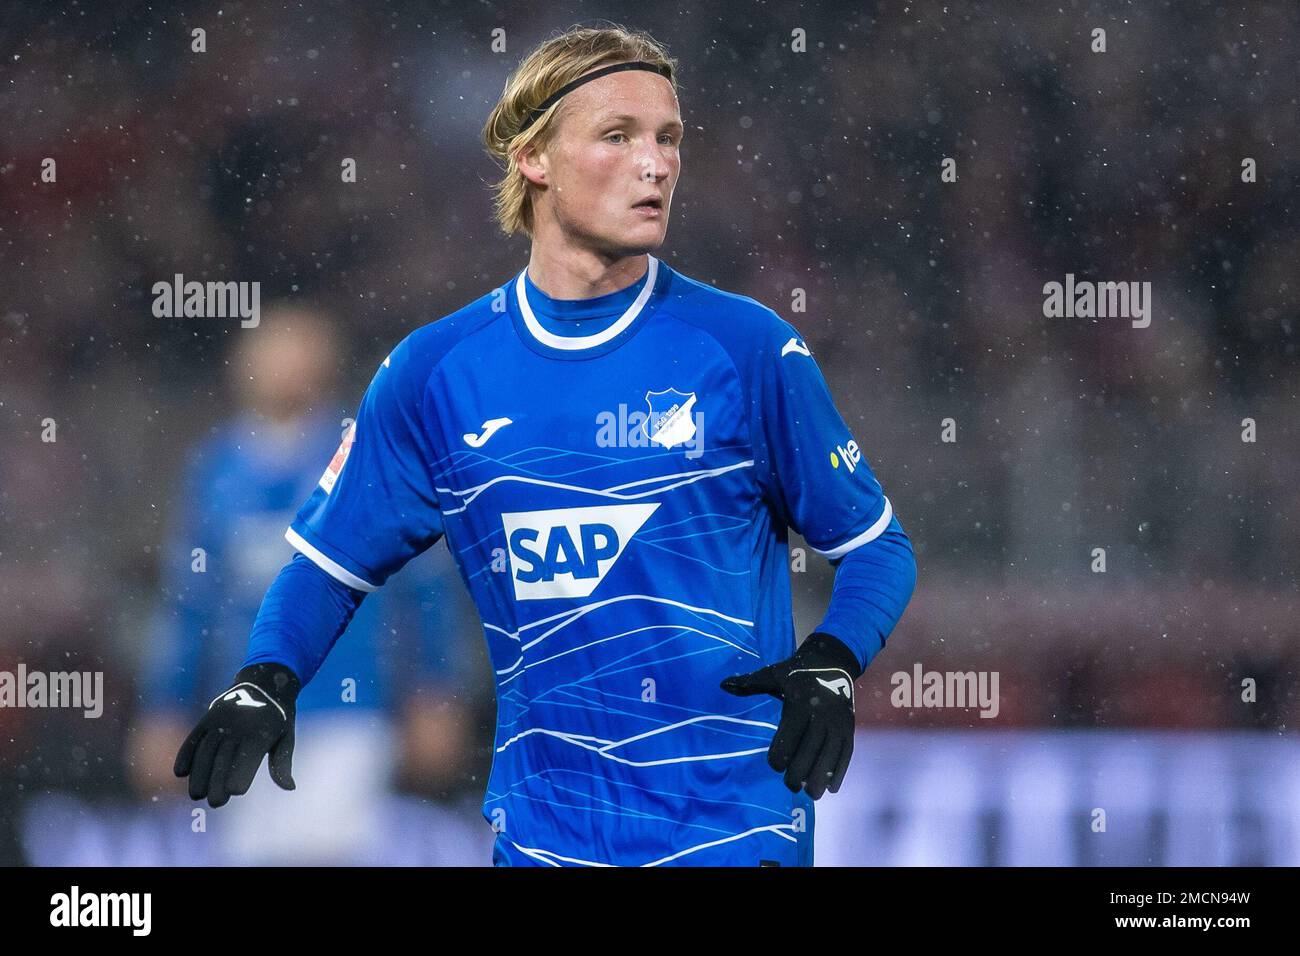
[515, 142, 549, 187]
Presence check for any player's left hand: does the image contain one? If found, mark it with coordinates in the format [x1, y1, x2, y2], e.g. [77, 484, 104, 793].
[720, 633, 860, 800]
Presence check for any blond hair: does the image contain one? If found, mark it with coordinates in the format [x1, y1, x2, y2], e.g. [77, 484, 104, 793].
[482, 24, 678, 238]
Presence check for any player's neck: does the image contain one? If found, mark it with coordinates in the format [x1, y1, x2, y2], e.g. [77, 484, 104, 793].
[525, 245, 649, 301]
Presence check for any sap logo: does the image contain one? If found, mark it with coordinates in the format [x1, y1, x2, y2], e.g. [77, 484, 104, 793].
[501, 503, 660, 600]
[830, 439, 861, 473]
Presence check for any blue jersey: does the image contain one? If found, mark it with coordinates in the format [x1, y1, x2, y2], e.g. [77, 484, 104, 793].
[287, 256, 898, 866]
[144, 411, 470, 715]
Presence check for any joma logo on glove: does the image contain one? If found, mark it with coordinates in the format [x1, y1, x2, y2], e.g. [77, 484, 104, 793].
[50, 886, 151, 936]
[816, 675, 853, 700]
[222, 688, 267, 708]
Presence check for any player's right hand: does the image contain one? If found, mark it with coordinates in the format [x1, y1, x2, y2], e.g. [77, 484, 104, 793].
[173, 662, 301, 808]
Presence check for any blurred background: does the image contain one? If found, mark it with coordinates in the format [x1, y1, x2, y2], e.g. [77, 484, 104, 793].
[1, 0, 1297, 865]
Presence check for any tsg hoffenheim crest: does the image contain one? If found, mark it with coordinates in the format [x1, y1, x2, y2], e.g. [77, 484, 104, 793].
[642, 388, 698, 449]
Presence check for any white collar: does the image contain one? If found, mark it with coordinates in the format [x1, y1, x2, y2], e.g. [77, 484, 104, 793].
[515, 255, 659, 351]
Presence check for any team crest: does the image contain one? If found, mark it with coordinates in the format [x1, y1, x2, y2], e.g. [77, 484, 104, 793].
[642, 388, 698, 449]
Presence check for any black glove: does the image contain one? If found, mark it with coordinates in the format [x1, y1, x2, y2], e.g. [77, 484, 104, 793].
[173, 662, 301, 808]
[720, 633, 861, 800]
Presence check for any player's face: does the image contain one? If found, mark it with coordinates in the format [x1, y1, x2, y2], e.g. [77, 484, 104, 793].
[536, 69, 683, 256]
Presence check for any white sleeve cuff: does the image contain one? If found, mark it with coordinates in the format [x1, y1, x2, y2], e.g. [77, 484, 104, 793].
[810, 496, 894, 560]
[285, 526, 379, 592]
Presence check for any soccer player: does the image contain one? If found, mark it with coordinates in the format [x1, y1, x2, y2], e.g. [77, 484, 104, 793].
[175, 24, 917, 867]
[135, 306, 479, 864]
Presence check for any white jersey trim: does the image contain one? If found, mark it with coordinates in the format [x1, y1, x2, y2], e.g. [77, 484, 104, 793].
[284, 526, 379, 592]
[812, 495, 894, 560]
[516, 255, 658, 351]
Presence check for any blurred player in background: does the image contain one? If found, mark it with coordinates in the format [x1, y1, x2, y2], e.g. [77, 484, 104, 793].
[174, 25, 916, 866]
[130, 304, 480, 864]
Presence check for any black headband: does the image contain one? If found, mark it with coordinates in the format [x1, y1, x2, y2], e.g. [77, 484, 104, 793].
[517, 60, 673, 135]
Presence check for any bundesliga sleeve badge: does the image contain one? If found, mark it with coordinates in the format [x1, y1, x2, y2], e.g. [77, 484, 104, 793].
[318, 421, 356, 494]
